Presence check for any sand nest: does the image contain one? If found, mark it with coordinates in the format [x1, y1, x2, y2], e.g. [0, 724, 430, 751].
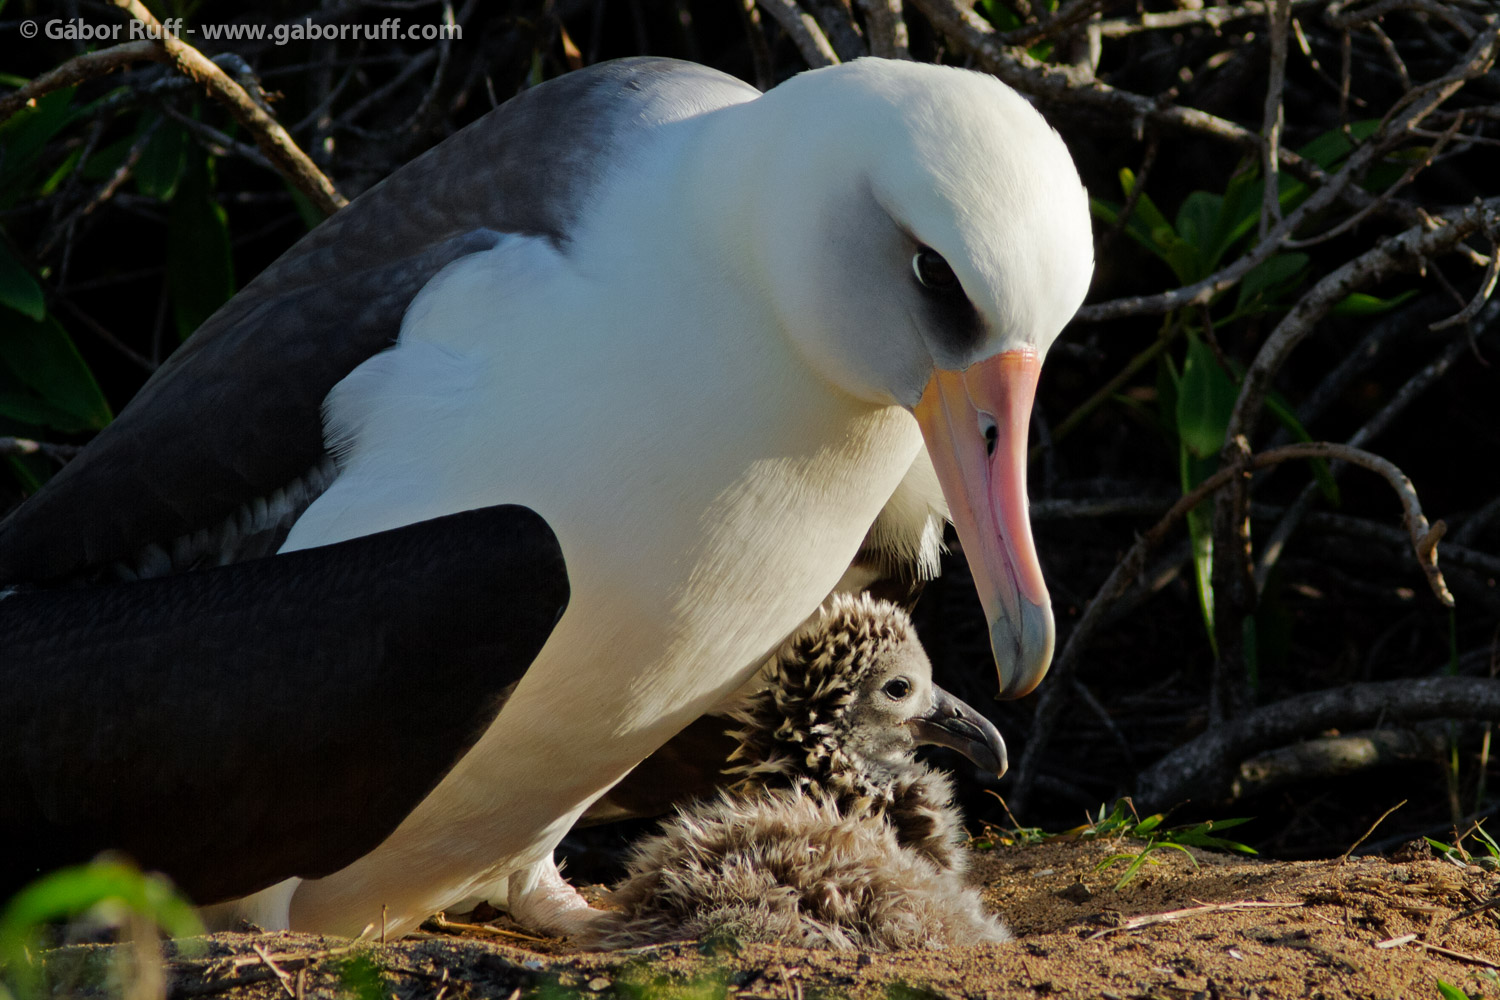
[36, 838, 1500, 999]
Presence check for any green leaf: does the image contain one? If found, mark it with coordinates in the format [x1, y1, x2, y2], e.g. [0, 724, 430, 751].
[1185, 498, 1218, 656]
[1176, 334, 1237, 653]
[0, 860, 204, 997]
[1175, 334, 1237, 460]
[1166, 819, 1259, 854]
[1175, 191, 1222, 260]
[1199, 816, 1254, 831]
[0, 245, 44, 320]
[167, 146, 235, 340]
[1297, 120, 1381, 170]
[976, 0, 1023, 29]
[0, 88, 78, 208]
[38, 148, 83, 197]
[287, 183, 327, 231]
[1426, 836, 1461, 858]
[1213, 169, 1263, 261]
[335, 953, 391, 1000]
[1263, 392, 1340, 504]
[1156, 354, 1181, 441]
[1097, 841, 1199, 890]
[1095, 174, 1205, 283]
[1133, 814, 1164, 835]
[1436, 981, 1472, 1000]
[1236, 253, 1310, 313]
[79, 132, 136, 182]
[0, 392, 98, 433]
[136, 117, 187, 200]
[0, 313, 112, 431]
[1331, 290, 1417, 317]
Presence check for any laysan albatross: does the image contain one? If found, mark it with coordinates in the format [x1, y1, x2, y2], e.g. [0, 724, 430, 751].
[0, 56, 1093, 936]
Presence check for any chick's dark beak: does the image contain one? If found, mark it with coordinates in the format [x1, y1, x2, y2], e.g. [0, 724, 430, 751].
[908, 685, 1008, 777]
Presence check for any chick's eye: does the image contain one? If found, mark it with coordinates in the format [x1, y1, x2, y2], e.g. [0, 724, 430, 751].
[912, 248, 960, 293]
[883, 678, 912, 700]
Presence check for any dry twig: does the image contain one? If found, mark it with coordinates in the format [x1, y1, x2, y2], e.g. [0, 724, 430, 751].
[1414, 940, 1500, 969]
[427, 913, 550, 943]
[1340, 798, 1408, 861]
[249, 944, 297, 1000]
[1087, 900, 1304, 938]
[0, 437, 83, 462]
[110, 0, 347, 215]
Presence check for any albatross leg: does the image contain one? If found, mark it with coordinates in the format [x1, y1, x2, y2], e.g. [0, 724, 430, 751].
[504, 855, 611, 937]
[200, 877, 301, 932]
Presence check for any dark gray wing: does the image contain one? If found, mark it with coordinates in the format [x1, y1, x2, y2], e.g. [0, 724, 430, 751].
[0, 504, 566, 905]
[0, 58, 758, 585]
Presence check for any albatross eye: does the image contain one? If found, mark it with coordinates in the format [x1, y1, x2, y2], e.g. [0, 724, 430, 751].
[882, 677, 912, 700]
[912, 248, 960, 293]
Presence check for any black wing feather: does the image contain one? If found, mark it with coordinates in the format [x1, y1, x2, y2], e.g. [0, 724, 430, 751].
[0, 504, 567, 904]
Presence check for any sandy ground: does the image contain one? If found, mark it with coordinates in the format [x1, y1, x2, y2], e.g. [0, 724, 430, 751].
[35, 838, 1500, 999]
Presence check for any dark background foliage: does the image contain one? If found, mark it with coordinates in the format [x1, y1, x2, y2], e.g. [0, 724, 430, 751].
[2, 0, 1497, 872]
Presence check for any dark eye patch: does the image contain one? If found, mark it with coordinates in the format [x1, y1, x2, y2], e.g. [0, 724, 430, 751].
[910, 245, 982, 350]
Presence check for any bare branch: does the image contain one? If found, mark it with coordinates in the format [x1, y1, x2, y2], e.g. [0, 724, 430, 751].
[1430, 232, 1500, 330]
[110, 0, 348, 216]
[1077, 23, 1500, 324]
[0, 438, 83, 463]
[1325, 0, 1484, 39]
[756, 0, 841, 66]
[909, 0, 1254, 141]
[1260, 0, 1292, 239]
[855, 0, 911, 59]
[1136, 677, 1500, 810]
[1257, 310, 1495, 589]
[1001, 0, 1112, 49]
[1235, 729, 1440, 800]
[907, 0, 1407, 240]
[1093, 0, 1323, 38]
[803, 0, 867, 61]
[1227, 197, 1500, 446]
[0, 41, 167, 124]
[737, 0, 776, 90]
[1011, 439, 1453, 808]
[1284, 111, 1467, 250]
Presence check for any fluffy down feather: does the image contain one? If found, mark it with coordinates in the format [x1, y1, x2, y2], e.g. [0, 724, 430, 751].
[580, 594, 1010, 951]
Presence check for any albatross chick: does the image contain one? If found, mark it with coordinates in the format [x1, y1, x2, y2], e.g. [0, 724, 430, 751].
[581, 594, 1010, 951]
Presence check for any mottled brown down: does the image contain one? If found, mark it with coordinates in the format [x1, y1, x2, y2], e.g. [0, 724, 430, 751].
[581, 594, 1009, 951]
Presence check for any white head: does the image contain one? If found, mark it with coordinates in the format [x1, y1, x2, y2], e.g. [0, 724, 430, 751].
[714, 60, 1094, 698]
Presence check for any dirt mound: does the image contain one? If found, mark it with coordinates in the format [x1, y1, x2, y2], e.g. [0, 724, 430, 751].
[35, 839, 1500, 999]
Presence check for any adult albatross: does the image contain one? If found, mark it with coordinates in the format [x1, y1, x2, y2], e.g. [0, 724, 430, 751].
[0, 56, 1092, 936]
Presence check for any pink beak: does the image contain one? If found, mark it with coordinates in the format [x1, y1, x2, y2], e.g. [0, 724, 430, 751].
[913, 348, 1053, 698]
